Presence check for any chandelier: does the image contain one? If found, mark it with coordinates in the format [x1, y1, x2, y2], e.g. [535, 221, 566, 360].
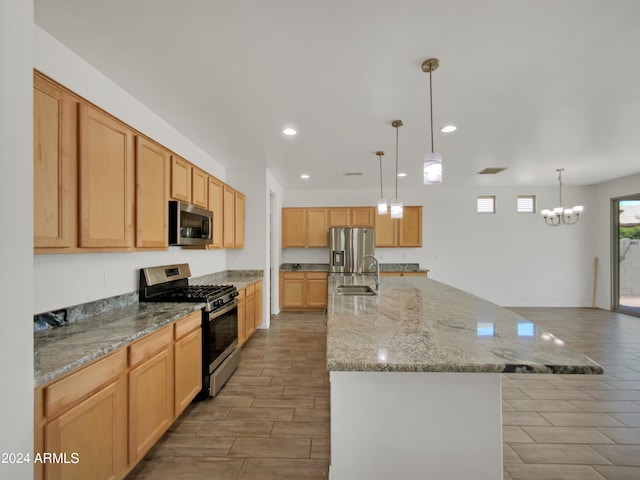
[422, 58, 442, 185]
[541, 168, 584, 226]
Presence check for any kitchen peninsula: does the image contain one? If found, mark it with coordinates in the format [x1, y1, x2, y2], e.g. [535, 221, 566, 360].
[326, 275, 603, 480]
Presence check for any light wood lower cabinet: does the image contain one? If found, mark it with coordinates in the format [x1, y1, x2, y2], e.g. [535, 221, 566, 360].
[380, 271, 428, 278]
[174, 311, 202, 417]
[280, 271, 328, 311]
[38, 349, 128, 480]
[128, 326, 173, 465]
[237, 280, 263, 346]
[34, 311, 204, 480]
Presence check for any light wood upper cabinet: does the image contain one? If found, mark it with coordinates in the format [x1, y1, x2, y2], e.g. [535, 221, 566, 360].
[399, 206, 422, 247]
[135, 136, 169, 248]
[351, 207, 375, 227]
[33, 73, 77, 250]
[282, 208, 328, 248]
[375, 206, 422, 248]
[234, 191, 245, 248]
[208, 176, 224, 248]
[223, 184, 236, 248]
[170, 155, 192, 202]
[191, 167, 208, 208]
[306, 208, 328, 247]
[282, 208, 306, 248]
[328, 208, 350, 227]
[78, 104, 135, 248]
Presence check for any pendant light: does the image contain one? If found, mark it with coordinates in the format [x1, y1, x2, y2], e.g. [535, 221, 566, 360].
[541, 168, 584, 226]
[390, 120, 403, 219]
[376, 151, 388, 214]
[422, 58, 442, 185]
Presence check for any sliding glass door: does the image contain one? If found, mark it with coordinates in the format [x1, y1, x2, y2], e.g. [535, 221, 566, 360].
[612, 195, 640, 316]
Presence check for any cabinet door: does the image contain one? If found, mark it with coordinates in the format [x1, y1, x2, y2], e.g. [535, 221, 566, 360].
[328, 208, 350, 227]
[78, 104, 135, 248]
[128, 328, 173, 464]
[246, 284, 256, 338]
[192, 167, 208, 208]
[234, 191, 245, 248]
[237, 289, 247, 346]
[281, 272, 305, 309]
[351, 207, 375, 227]
[254, 280, 263, 329]
[135, 136, 169, 248]
[306, 273, 328, 308]
[208, 176, 224, 248]
[170, 155, 192, 202]
[282, 208, 306, 248]
[44, 377, 127, 480]
[174, 328, 202, 417]
[33, 74, 76, 249]
[399, 206, 422, 247]
[374, 212, 396, 247]
[306, 208, 329, 247]
[223, 185, 236, 248]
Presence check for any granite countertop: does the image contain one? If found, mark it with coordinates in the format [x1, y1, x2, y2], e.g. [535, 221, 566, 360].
[280, 263, 429, 273]
[326, 275, 603, 375]
[34, 272, 263, 388]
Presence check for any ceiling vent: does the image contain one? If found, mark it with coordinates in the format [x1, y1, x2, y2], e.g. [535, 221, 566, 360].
[478, 167, 507, 175]
[343, 171, 364, 177]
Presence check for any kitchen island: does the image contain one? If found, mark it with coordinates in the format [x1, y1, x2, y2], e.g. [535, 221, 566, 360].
[326, 275, 602, 480]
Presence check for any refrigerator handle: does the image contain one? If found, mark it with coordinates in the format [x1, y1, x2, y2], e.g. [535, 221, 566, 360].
[332, 251, 344, 267]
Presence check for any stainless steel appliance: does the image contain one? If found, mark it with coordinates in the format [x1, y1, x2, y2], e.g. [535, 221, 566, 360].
[168, 200, 213, 246]
[139, 263, 240, 398]
[329, 227, 376, 275]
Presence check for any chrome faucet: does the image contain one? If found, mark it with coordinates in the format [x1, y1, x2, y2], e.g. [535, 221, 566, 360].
[361, 255, 380, 291]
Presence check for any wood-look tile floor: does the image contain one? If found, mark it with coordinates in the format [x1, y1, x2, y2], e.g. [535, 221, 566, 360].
[126, 308, 640, 480]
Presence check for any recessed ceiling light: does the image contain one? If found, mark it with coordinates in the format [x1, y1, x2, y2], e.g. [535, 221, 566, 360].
[283, 128, 297, 136]
[441, 125, 457, 133]
[397, 172, 407, 177]
[300, 174, 310, 180]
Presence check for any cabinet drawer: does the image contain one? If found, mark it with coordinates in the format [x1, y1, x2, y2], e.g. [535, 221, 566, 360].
[129, 326, 172, 367]
[306, 272, 328, 280]
[174, 310, 202, 339]
[283, 272, 305, 280]
[45, 349, 126, 419]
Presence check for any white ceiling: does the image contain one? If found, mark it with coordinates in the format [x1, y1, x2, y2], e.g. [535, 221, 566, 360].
[35, 0, 640, 190]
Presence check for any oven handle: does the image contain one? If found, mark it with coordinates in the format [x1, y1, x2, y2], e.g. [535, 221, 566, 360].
[209, 299, 239, 319]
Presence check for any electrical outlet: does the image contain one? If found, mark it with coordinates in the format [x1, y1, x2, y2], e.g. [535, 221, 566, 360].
[103, 268, 112, 286]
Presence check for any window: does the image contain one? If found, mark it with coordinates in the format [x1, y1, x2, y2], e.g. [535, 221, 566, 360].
[517, 195, 536, 213]
[477, 196, 496, 214]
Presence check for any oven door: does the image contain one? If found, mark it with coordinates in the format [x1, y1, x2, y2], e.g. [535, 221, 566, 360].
[199, 299, 240, 398]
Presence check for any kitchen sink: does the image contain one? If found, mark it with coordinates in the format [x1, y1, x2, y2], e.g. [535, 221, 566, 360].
[337, 285, 377, 296]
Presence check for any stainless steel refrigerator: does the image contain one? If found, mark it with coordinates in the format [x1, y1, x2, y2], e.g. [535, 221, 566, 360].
[329, 227, 375, 275]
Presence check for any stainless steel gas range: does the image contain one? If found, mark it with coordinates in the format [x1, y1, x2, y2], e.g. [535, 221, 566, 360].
[139, 263, 241, 398]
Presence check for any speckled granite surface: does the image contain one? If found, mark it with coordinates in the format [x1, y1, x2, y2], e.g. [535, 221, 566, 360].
[34, 271, 264, 387]
[279, 263, 429, 273]
[326, 276, 603, 375]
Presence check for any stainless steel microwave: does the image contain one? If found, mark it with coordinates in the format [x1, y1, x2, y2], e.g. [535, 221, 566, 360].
[168, 200, 213, 246]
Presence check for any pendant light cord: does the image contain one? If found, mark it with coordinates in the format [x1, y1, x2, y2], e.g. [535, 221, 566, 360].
[558, 169, 564, 207]
[378, 152, 384, 198]
[429, 68, 434, 153]
[395, 125, 399, 199]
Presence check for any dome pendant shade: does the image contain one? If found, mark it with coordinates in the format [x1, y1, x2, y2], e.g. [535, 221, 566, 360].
[424, 152, 442, 185]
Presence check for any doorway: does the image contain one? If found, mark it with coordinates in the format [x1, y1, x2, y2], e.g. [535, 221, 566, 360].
[612, 195, 640, 316]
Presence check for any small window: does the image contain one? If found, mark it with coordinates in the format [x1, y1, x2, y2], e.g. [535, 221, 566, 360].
[477, 196, 496, 214]
[517, 195, 536, 213]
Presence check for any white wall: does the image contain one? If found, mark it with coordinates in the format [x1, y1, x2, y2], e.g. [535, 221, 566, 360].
[0, 0, 34, 478]
[284, 183, 595, 307]
[33, 26, 229, 313]
[592, 172, 640, 309]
